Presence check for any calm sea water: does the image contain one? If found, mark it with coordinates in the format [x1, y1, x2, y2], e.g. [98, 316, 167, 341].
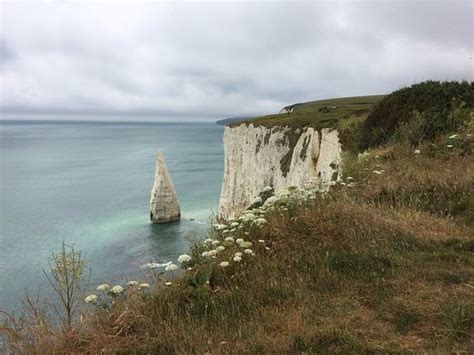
[0, 119, 224, 312]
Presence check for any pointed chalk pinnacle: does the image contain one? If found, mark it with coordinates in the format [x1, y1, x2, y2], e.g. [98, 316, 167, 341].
[150, 152, 181, 223]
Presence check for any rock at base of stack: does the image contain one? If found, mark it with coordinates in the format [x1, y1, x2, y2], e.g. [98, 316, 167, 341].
[150, 152, 181, 223]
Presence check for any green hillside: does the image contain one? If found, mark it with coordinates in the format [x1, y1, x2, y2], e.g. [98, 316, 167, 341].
[235, 95, 384, 130]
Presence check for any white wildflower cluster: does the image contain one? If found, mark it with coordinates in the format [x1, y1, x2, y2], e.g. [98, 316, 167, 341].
[111, 285, 124, 294]
[177, 254, 192, 263]
[165, 263, 178, 271]
[213, 224, 227, 231]
[85, 279, 154, 304]
[96, 284, 110, 292]
[84, 294, 98, 304]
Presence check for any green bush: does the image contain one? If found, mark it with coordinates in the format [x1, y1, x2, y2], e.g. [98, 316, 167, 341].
[360, 81, 474, 148]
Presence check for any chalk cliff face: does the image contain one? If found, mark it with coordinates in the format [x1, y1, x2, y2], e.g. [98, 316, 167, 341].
[150, 152, 181, 223]
[218, 124, 342, 219]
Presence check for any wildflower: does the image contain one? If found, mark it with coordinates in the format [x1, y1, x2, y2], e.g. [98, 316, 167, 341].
[165, 282, 172, 286]
[96, 284, 110, 292]
[235, 252, 243, 257]
[208, 249, 218, 256]
[372, 170, 383, 175]
[236, 238, 244, 244]
[263, 185, 273, 192]
[244, 249, 254, 255]
[216, 246, 225, 252]
[213, 223, 227, 231]
[202, 251, 210, 257]
[204, 238, 213, 244]
[222, 230, 230, 234]
[127, 280, 139, 287]
[139, 283, 150, 289]
[414, 149, 421, 154]
[230, 222, 239, 228]
[165, 263, 178, 271]
[242, 213, 256, 223]
[258, 239, 265, 243]
[224, 236, 234, 243]
[178, 254, 192, 263]
[244, 232, 250, 235]
[111, 285, 124, 294]
[255, 218, 267, 226]
[347, 176, 354, 180]
[230, 228, 236, 232]
[447, 144, 453, 148]
[219, 261, 230, 268]
[239, 241, 253, 248]
[263, 196, 278, 207]
[264, 246, 270, 250]
[233, 255, 242, 262]
[211, 240, 220, 246]
[84, 294, 98, 304]
[449, 134, 458, 139]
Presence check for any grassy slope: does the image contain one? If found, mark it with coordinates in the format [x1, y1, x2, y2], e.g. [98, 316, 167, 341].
[2, 87, 473, 354]
[233, 95, 384, 130]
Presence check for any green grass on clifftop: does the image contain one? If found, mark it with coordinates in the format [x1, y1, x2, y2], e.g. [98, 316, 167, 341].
[235, 95, 384, 130]
[233, 95, 384, 152]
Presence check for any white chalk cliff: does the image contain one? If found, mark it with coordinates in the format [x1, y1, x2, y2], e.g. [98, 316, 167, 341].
[150, 152, 181, 223]
[218, 124, 342, 219]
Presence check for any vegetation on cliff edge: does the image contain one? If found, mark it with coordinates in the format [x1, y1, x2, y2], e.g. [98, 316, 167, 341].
[1, 81, 473, 354]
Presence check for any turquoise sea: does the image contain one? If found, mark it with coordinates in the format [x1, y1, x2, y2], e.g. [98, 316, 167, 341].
[0, 119, 224, 313]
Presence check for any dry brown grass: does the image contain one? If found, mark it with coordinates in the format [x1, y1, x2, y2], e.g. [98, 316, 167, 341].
[2, 134, 473, 354]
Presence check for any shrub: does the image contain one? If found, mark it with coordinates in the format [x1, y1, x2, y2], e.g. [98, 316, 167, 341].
[360, 81, 474, 148]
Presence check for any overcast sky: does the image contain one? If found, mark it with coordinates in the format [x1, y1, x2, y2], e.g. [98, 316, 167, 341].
[0, 0, 472, 121]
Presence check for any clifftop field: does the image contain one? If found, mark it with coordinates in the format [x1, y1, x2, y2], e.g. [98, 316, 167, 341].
[236, 94, 384, 131]
[2, 81, 473, 353]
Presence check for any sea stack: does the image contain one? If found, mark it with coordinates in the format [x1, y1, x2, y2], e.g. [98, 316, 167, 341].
[150, 152, 181, 223]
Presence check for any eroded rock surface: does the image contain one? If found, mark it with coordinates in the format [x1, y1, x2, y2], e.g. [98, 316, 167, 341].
[218, 124, 342, 219]
[150, 152, 181, 223]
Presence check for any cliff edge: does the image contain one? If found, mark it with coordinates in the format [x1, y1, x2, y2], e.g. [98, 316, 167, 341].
[218, 125, 342, 219]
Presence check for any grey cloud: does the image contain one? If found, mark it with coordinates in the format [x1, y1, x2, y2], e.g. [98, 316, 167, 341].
[0, 1, 472, 120]
[0, 39, 17, 66]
